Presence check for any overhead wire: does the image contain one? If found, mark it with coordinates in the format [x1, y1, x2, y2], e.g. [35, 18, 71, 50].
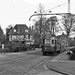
[6, 0, 25, 14]
[5, 0, 68, 16]
[44, 2, 68, 13]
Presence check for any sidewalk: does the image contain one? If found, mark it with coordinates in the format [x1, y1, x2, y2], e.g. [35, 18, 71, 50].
[47, 52, 75, 75]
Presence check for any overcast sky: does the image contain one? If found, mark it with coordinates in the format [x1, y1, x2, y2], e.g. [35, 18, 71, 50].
[0, 0, 75, 34]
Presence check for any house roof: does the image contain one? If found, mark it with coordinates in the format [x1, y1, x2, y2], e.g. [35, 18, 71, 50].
[14, 24, 28, 30]
[56, 33, 67, 38]
[8, 24, 34, 35]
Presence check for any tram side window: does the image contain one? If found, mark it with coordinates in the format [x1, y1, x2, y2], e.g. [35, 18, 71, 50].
[52, 39, 55, 45]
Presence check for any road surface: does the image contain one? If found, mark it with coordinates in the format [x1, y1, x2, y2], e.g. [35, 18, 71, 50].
[0, 48, 63, 75]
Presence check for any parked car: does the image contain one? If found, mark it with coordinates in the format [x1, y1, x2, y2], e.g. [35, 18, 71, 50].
[69, 47, 75, 60]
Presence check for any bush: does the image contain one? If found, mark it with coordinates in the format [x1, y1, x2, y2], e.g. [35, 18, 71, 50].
[70, 53, 75, 60]
[0, 48, 9, 53]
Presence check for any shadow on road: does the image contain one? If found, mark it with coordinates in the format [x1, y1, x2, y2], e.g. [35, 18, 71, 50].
[26, 51, 43, 56]
[26, 51, 57, 56]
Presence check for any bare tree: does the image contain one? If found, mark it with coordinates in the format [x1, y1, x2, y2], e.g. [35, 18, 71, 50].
[0, 26, 5, 43]
[62, 13, 75, 36]
[6, 24, 14, 42]
[45, 16, 59, 35]
[34, 3, 47, 45]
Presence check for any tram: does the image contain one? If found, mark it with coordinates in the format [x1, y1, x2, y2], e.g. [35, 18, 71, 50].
[41, 34, 62, 55]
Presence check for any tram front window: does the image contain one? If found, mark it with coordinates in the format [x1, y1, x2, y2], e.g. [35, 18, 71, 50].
[45, 39, 50, 45]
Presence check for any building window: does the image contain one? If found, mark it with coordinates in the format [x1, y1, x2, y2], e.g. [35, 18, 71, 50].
[11, 35, 24, 41]
[16, 35, 24, 40]
[29, 35, 30, 39]
[12, 35, 16, 40]
[20, 35, 24, 39]
[14, 29, 16, 32]
[26, 35, 28, 40]
[30, 35, 33, 40]
[19, 35, 24, 40]
[9, 35, 12, 41]
[25, 30, 28, 32]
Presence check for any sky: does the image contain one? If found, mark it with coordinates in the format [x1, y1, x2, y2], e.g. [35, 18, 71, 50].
[0, 0, 75, 34]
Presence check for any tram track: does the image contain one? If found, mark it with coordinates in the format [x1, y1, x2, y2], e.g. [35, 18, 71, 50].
[0, 53, 38, 65]
[23, 53, 63, 75]
[23, 58, 50, 75]
[0, 53, 42, 75]
[0, 53, 51, 75]
[0, 57, 39, 74]
[0, 51, 62, 75]
[23, 56, 55, 75]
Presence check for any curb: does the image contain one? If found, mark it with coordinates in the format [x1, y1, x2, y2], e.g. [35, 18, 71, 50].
[48, 67, 72, 75]
[46, 52, 72, 75]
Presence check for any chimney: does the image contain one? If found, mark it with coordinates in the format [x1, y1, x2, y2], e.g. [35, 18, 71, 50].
[32, 26, 34, 30]
[29, 26, 31, 30]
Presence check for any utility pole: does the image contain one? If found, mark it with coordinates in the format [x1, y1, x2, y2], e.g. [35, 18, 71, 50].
[68, 0, 70, 13]
[38, 10, 42, 46]
[68, 0, 72, 31]
[40, 13, 42, 45]
[68, 0, 71, 26]
[39, 5, 43, 40]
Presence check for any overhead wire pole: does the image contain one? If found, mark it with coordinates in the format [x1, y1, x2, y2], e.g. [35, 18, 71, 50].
[40, 7, 43, 46]
[68, 0, 73, 36]
[68, 0, 70, 13]
[40, 11, 42, 45]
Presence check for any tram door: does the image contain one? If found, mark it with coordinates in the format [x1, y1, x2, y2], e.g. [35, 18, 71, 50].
[42, 39, 45, 45]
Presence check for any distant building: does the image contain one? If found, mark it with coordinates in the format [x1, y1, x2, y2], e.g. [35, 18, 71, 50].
[57, 33, 70, 50]
[0, 26, 5, 44]
[57, 33, 68, 43]
[8, 24, 34, 44]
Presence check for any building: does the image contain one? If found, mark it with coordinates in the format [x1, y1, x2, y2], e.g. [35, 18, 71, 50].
[8, 24, 34, 44]
[0, 26, 5, 44]
[57, 33, 70, 50]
